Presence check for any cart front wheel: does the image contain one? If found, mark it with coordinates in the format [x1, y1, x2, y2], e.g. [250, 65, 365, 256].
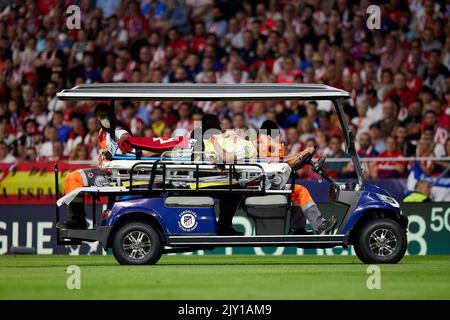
[354, 218, 407, 264]
[112, 221, 162, 265]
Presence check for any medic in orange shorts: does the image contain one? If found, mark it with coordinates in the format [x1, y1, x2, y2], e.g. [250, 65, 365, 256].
[259, 120, 337, 235]
[57, 102, 135, 229]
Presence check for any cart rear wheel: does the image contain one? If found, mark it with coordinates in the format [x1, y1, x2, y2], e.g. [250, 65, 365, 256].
[112, 221, 162, 265]
[354, 218, 407, 264]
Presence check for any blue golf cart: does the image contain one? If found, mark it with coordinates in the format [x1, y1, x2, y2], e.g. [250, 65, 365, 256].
[54, 84, 408, 265]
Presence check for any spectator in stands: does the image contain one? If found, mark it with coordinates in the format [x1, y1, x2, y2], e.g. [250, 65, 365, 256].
[39, 125, 59, 160]
[351, 102, 374, 139]
[369, 136, 406, 178]
[0, 141, 16, 163]
[404, 100, 423, 141]
[384, 72, 417, 112]
[0, 0, 447, 179]
[325, 136, 351, 178]
[70, 143, 89, 161]
[357, 132, 379, 158]
[375, 97, 400, 138]
[366, 89, 383, 122]
[394, 123, 417, 157]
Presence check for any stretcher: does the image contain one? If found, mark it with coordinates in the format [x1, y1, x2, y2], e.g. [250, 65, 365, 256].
[99, 134, 292, 192]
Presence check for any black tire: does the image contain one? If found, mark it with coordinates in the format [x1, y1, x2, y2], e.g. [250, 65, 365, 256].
[112, 221, 162, 265]
[353, 218, 407, 264]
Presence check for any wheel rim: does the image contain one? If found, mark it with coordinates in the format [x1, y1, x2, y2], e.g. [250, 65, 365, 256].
[368, 228, 398, 257]
[122, 231, 151, 259]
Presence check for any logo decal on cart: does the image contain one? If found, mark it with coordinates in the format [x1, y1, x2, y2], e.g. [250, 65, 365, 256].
[178, 210, 198, 231]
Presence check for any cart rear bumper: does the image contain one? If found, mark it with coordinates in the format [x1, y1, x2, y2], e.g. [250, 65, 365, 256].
[59, 226, 112, 248]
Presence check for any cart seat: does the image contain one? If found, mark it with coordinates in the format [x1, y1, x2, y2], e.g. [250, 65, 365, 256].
[165, 196, 215, 207]
[244, 194, 288, 207]
[244, 195, 289, 235]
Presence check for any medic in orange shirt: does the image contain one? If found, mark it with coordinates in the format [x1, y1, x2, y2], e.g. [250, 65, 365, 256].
[258, 120, 337, 235]
[57, 102, 135, 229]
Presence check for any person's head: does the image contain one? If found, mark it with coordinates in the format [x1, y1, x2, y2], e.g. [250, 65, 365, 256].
[94, 102, 111, 129]
[139, 46, 151, 63]
[83, 52, 95, 70]
[385, 34, 398, 52]
[30, 100, 43, 115]
[315, 130, 329, 148]
[298, 118, 314, 134]
[366, 89, 378, 107]
[356, 102, 368, 117]
[394, 123, 407, 143]
[318, 110, 331, 129]
[199, 113, 218, 130]
[415, 180, 431, 197]
[385, 136, 398, 153]
[408, 100, 422, 116]
[382, 97, 398, 119]
[0, 141, 8, 159]
[416, 137, 433, 156]
[421, 127, 435, 141]
[178, 103, 191, 120]
[381, 68, 394, 85]
[232, 113, 246, 129]
[329, 136, 343, 155]
[44, 125, 58, 142]
[423, 110, 437, 127]
[369, 123, 381, 140]
[260, 119, 280, 140]
[24, 146, 37, 162]
[72, 143, 89, 160]
[45, 81, 58, 97]
[359, 132, 372, 151]
[306, 101, 318, 117]
[286, 127, 299, 143]
[23, 119, 37, 135]
[394, 73, 407, 90]
[71, 113, 84, 131]
[52, 140, 64, 157]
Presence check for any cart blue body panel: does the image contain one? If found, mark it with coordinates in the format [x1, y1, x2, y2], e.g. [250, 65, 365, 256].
[342, 184, 402, 234]
[104, 197, 217, 235]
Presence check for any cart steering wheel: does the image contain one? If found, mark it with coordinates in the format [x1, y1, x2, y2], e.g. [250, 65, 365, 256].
[292, 147, 316, 171]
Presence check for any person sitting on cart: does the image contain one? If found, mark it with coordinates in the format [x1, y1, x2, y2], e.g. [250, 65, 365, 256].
[57, 102, 153, 229]
[257, 120, 337, 235]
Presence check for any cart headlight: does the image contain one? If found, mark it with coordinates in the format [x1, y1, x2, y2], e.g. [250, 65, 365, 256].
[377, 194, 399, 208]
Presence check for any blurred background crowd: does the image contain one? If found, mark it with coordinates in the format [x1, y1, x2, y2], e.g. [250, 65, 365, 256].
[0, 0, 450, 181]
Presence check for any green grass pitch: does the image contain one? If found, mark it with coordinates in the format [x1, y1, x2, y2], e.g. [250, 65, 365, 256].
[1, 255, 450, 299]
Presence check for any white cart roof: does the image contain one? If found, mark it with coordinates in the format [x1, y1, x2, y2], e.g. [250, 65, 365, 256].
[57, 83, 351, 101]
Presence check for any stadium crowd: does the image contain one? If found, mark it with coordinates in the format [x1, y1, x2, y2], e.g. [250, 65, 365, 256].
[0, 0, 450, 181]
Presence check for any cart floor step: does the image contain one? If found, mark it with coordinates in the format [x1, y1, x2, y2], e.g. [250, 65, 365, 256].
[167, 234, 346, 247]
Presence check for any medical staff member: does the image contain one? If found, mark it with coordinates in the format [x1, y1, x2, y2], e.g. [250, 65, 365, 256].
[57, 102, 133, 229]
[259, 120, 337, 235]
[403, 180, 432, 202]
